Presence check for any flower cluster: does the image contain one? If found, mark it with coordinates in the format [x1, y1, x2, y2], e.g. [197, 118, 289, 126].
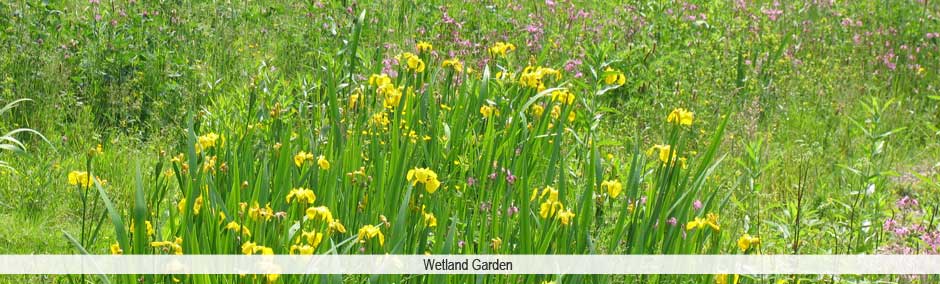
[241, 241, 274, 255]
[442, 58, 464, 73]
[667, 108, 694, 126]
[291, 230, 324, 255]
[647, 144, 673, 163]
[196, 132, 219, 153]
[600, 179, 622, 198]
[519, 66, 561, 91]
[225, 221, 252, 237]
[550, 89, 576, 105]
[294, 151, 314, 167]
[479, 104, 499, 119]
[422, 205, 437, 228]
[488, 42, 516, 56]
[286, 187, 316, 204]
[67, 170, 103, 188]
[603, 67, 626, 86]
[151, 237, 184, 255]
[357, 224, 385, 246]
[369, 73, 404, 108]
[407, 167, 442, 193]
[398, 52, 426, 73]
[416, 41, 433, 53]
[531, 186, 575, 225]
[736, 233, 760, 252]
[178, 195, 204, 215]
[686, 213, 720, 232]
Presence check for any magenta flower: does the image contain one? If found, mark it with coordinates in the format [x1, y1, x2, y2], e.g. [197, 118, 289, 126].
[762, 2, 783, 21]
[897, 196, 919, 209]
[921, 231, 940, 253]
[563, 59, 582, 73]
[894, 226, 910, 237]
[883, 51, 897, 70]
[762, 9, 782, 21]
[505, 171, 516, 185]
[382, 58, 399, 78]
[883, 218, 897, 231]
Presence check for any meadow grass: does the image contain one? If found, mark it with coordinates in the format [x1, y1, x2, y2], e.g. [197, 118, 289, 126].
[1, 0, 939, 283]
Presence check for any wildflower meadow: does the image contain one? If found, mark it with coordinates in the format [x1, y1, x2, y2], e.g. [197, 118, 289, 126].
[1, 0, 940, 283]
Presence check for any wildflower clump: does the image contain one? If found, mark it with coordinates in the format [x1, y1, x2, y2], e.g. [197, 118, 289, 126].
[714, 274, 740, 284]
[110, 243, 123, 255]
[737, 234, 761, 252]
[369, 73, 404, 108]
[667, 108, 694, 126]
[601, 179, 623, 198]
[531, 186, 574, 225]
[225, 221, 252, 237]
[686, 213, 720, 232]
[178, 195, 204, 215]
[556, 208, 576, 226]
[151, 237, 184, 255]
[357, 225, 385, 246]
[416, 41, 433, 53]
[196, 133, 219, 153]
[241, 242, 274, 255]
[549, 105, 576, 123]
[317, 155, 330, 170]
[519, 66, 561, 91]
[67, 171, 102, 188]
[294, 151, 314, 167]
[247, 202, 274, 221]
[286, 187, 316, 204]
[550, 89, 576, 105]
[399, 52, 426, 73]
[290, 230, 324, 255]
[306, 206, 334, 223]
[130, 221, 155, 237]
[421, 206, 437, 228]
[407, 167, 442, 193]
[489, 42, 516, 56]
[479, 104, 499, 119]
[328, 219, 347, 234]
[290, 244, 316, 255]
[603, 67, 626, 86]
[647, 144, 673, 163]
[368, 73, 392, 87]
[304, 205, 347, 235]
[442, 58, 463, 73]
[530, 104, 545, 118]
[491, 237, 503, 251]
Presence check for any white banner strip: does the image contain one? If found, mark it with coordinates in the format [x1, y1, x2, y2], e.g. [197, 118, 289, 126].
[1, 255, 939, 275]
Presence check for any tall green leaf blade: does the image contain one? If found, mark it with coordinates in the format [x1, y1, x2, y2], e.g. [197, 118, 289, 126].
[63, 231, 112, 284]
[94, 178, 130, 255]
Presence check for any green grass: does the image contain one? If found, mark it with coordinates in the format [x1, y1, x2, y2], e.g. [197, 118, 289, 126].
[0, 213, 76, 254]
[1, 0, 940, 283]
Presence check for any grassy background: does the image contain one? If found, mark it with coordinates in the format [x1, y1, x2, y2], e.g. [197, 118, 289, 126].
[1, 0, 939, 283]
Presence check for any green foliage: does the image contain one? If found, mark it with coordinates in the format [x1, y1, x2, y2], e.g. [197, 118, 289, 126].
[0, 0, 939, 283]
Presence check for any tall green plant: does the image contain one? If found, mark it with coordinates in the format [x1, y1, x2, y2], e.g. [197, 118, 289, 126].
[0, 98, 50, 171]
